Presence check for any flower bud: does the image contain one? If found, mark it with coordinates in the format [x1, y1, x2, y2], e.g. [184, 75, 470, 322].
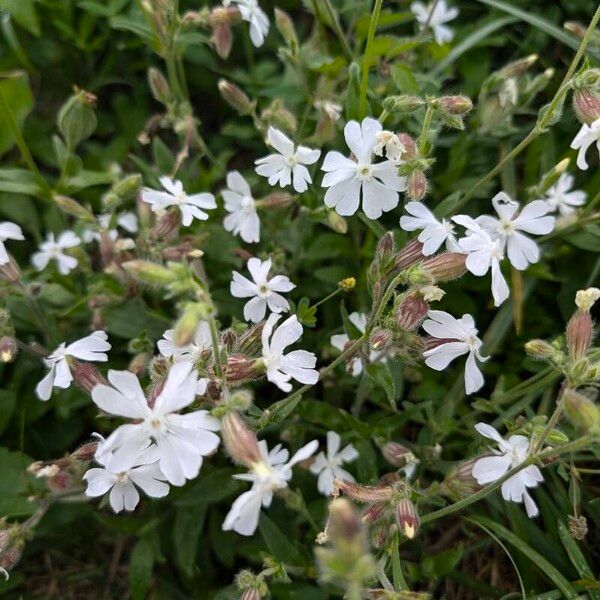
[274, 8, 298, 50]
[435, 95, 473, 115]
[382, 95, 425, 114]
[333, 479, 393, 503]
[338, 277, 356, 292]
[573, 88, 600, 124]
[369, 328, 392, 351]
[71, 441, 99, 462]
[327, 498, 364, 546]
[212, 23, 233, 59]
[395, 498, 419, 539]
[381, 442, 412, 468]
[326, 209, 348, 234]
[123, 260, 177, 286]
[261, 191, 294, 209]
[240, 589, 261, 600]
[57, 88, 97, 151]
[524, 339, 556, 360]
[71, 360, 107, 394]
[0, 255, 21, 283]
[564, 21, 588, 38]
[218, 79, 254, 115]
[235, 569, 268, 599]
[174, 305, 207, 347]
[161, 240, 198, 261]
[221, 411, 262, 466]
[406, 170, 427, 200]
[394, 239, 424, 272]
[500, 54, 537, 78]
[563, 389, 600, 434]
[420, 252, 467, 283]
[150, 209, 180, 241]
[208, 6, 241, 27]
[442, 456, 483, 498]
[148, 67, 172, 105]
[224, 354, 258, 381]
[396, 133, 418, 159]
[395, 292, 429, 330]
[261, 99, 297, 133]
[53, 195, 95, 223]
[567, 514, 588, 540]
[361, 501, 388, 525]
[566, 311, 592, 360]
[0, 336, 17, 363]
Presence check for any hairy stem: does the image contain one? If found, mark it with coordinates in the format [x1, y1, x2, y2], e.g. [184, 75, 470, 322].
[359, 0, 383, 118]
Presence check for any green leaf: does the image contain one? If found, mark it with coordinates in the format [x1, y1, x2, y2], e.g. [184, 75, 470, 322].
[0, 71, 34, 156]
[174, 505, 207, 578]
[259, 514, 305, 566]
[391, 64, 419, 94]
[345, 62, 361, 121]
[296, 297, 317, 327]
[0, 0, 40, 35]
[365, 362, 396, 409]
[129, 536, 154, 600]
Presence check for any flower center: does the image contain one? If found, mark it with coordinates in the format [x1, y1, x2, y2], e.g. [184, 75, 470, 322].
[241, 196, 255, 210]
[441, 218, 454, 233]
[174, 191, 187, 205]
[284, 154, 298, 167]
[499, 219, 515, 234]
[115, 472, 129, 484]
[356, 163, 373, 181]
[257, 283, 270, 298]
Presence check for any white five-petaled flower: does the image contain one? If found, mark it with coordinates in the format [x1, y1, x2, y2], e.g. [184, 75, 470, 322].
[543, 173, 587, 216]
[0, 222, 23, 265]
[141, 176, 216, 227]
[91, 362, 221, 486]
[32, 230, 81, 275]
[83, 443, 169, 513]
[36, 331, 111, 401]
[400, 201, 460, 256]
[231, 257, 295, 323]
[570, 117, 600, 170]
[261, 313, 318, 392]
[224, 0, 269, 47]
[255, 127, 321, 193]
[82, 212, 138, 244]
[157, 322, 211, 394]
[222, 171, 260, 243]
[475, 192, 555, 270]
[472, 423, 544, 518]
[411, 0, 458, 45]
[422, 310, 488, 395]
[452, 215, 509, 307]
[321, 117, 406, 220]
[222, 439, 318, 536]
[309, 431, 358, 496]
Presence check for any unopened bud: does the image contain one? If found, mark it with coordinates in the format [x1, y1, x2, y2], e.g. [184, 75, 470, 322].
[208, 6, 241, 26]
[435, 95, 473, 115]
[563, 389, 600, 434]
[567, 514, 588, 540]
[396, 133, 418, 159]
[395, 498, 419, 539]
[221, 411, 262, 466]
[406, 170, 427, 200]
[235, 569, 268, 599]
[212, 23, 233, 59]
[71, 441, 99, 462]
[240, 589, 261, 600]
[326, 210, 348, 233]
[420, 252, 467, 283]
[333, 479, 393, 503]
[174, 304, 210, 346]
[443, 456, 483, 498]
[0, 255, 21, 282]
[362, 501, 388, 525]
[382, 95, 425, 114]
[394, 239, 424, 271]
[573, 88, 600, 124]
[54, 195, 95, 223]
[500, 55, 538, 78]
[564, 21, 588, 38]
[375, 231, 395, 263]
[327, 498, 364, 546]
[224, 354, 258, 381]
[566, 311, 592, 360]
[261, 191, 294, 209]
[105, 174, 142, 209]
[148, 67, 172, 105]
[0, 336, 17, 362]
[57, 88, 97, 151]
[396, 292, 429, 330]
[575, 287, 600, 312]
[382, 442, 412, 468]
[261, 100, 297, 133]
[274, 8, 298, 49]
[369, 328, 392, 351]
[218, 79, 254, 115]
[338, 277, 356, 292]
[122, 260, 176, 285]
[161, 240, 198, 261]
[72, 360, 107, 393]
[150, 209, 180, 240]
[524, 339, 556, 360]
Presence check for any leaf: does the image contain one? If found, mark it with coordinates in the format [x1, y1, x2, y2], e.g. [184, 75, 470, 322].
[0, 0, 40, 35]
[259, 513, 305, 566]
[0, 71, 34, 156]
[471, 517, 579, 599]
[174, 505, 207, 578]
[365, 362, 396, 409]
[391, 64, 419, 94]
[129, 536, 154, 600]
[0, 448, 38, 516]
[345, 62, 361, 121]
[296, 297, 317, 327]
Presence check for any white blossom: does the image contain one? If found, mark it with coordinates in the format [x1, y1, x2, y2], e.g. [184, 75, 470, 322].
[222, 170, 260, 243]
[570, 117, 600, 170]
[400, 201, 460, 256]
[543, 173, 586, 216]
[36, 331, 111, 401]
[224, 0, 269, 47]
[0, 222, 23, 265]
[141, 176, 216, 227]
[157, 322, 211, 394]
[255, 127, 320, 193]
[475, 192, 555, 270]
[222, 439, 318, 536]
[472, 423, 544, 518]
[32, 230, 81, 275]
[315, 100, 342, 122]
[261, 313, 318, 392]
[82, 212, 138, 244]
[422, 310, 488, 395]
[411, 0, 458, 45]
[91, 362, 220, 486]
[83, 443, 169, 513]
[453, 215, 509, 307]
[309, 431, 358, 496]
[374, 130, 405, 162]
[321, 117, 406, 220]
[231, 257, 295, 323]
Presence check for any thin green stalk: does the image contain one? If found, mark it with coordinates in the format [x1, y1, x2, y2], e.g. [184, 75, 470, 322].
[0, 87, 50, 198]
[532, 383, 569, 453]
[359, 0, 383, 118]
[207, 315, 229, 399]
[311, 287, 342, 310]
[320, 0, 353, 60]
[422, 435, 593, 525]
[418, 105, 435, 155]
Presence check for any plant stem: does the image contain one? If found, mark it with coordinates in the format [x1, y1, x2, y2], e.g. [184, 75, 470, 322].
[418, 105, 435, 156]
[320, 0, 354, 60]
[532, 383, 569, 453]
[359, 0, 383, 118]
[311, 287, 342, 310]
[208, 314, 229, 399]
[421, 435, 594, 525]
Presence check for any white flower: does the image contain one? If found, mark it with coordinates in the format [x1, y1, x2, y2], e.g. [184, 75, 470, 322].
[157, 322, 211, 394]
[222, 171, 260, 243]
[472, 423, 544, 518]
[255, 127, 321, 193]
[83, 443, 169, 513]
[91, 362, 220, 486]
[321, 117, 406, 219]
[82, 212, 138, 244]
[475, 192, 555, 270]
[400, 201, 460, 256]
[222, 439, 318, 536]
[422, 310, 488, 395]
[36, 331, 111, 401]
[261, 313, 318, 392]
[543, 173, 586, 216]
[570, 117, 600, 170]
[315, 100, 342, 122]
[224, 0, 269, 47]
[411, 0, 458, 44]
[309, 431, 358, 496]
[452, 215, 509, 307]
[32, 230, 81, 275]
[231, 257, 295, 323]
[141, 176, 216, 227]
[374, 131, 405, 162]
[0, 222, 23, 265]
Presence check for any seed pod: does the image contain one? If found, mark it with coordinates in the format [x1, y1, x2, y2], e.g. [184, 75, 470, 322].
[218, 79, 254, 115]
[396, 292, 429, 331]
[333, 479, 393, 503]
[566, 310, 592, 360]
[148, 67, 172, 105]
